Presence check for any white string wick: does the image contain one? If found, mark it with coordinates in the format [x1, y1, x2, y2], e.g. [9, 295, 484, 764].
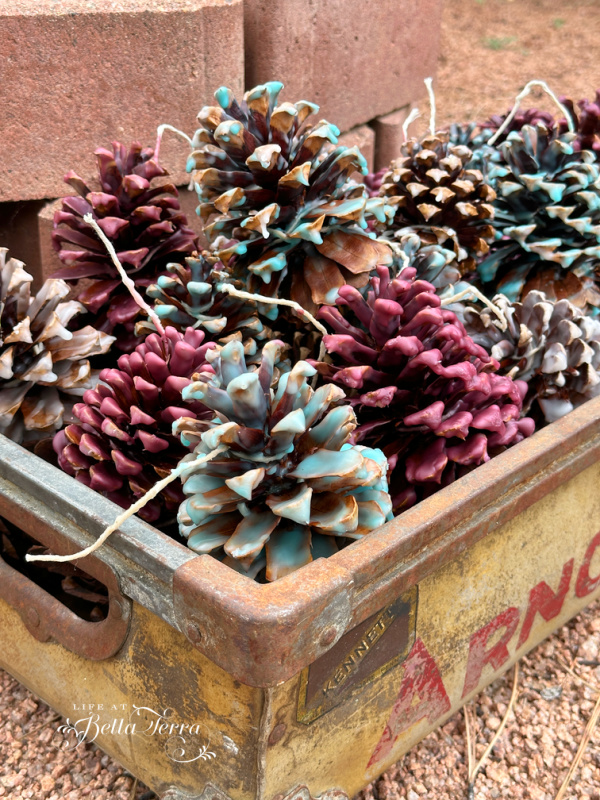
[217, 282, 328, 362]
[154, 124, 194, 161]
[402, 107, 421, 142]
[441, 285, 508, 332]
[83, 214, 167, 341]
[25, 446, 227, 564]
[375, 239, 411, 269]
[487, 79, 575, 147]
[424, 77, 436, 136]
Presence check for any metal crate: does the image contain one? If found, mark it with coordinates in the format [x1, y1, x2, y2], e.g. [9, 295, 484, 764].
[1, 396, 600, 800]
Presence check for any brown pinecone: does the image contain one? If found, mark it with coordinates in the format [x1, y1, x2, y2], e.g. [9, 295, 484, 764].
[464, 291, 600, 422]
[0, 248, 114, 443]
[378, 131, 496, 272]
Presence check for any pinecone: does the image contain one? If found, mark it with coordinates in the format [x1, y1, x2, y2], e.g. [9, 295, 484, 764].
[52, 142, 198, 351]
[0, 248, 114, 443]
[377, 132, 497, 272]
[479, 123, 600, 303]
[482, 107, 556, 142]
[559, 91, 600, 155]
[172, 340, 392, 581]
[187, 82, 392, 316]
[464, 291, 600, 423]
[395, 232, 462, 294]
[53, 327, 215, 523]
[312, 265, 535, 512]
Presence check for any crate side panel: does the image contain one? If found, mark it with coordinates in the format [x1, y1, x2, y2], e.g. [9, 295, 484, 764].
[262, 459, 600, 800]
[0, 601, 262, 800]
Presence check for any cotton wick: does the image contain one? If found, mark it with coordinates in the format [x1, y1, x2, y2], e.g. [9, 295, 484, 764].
[424, 77, 436, 135]
[402, 107, 421, 142]
[83, 213, 167, 341]
[217, 282, 329, 362]
[25, 446, 227, 564]
[488, 79, 575, 146]
[441, 285, 508, 332]
[154, 124, 194, 162]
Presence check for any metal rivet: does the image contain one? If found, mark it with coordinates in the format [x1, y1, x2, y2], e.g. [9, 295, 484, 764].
[27, 608, 40, 628]
[186, 622, 203, 645]
[320, 627, 337, 647]
[268, 723, 286, 746]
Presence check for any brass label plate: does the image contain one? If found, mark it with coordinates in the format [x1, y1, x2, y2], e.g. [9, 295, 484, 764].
[297, 586, 418, 725]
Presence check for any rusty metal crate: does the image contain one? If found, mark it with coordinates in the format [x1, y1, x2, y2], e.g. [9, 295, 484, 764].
[1, 395, 600, 800]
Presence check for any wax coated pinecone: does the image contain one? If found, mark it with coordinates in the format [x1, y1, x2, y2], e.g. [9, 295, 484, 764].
[187, 82, 392, 316]
[464, 291, 600, 423]
[312, 265, 535, 511]
[172, 340, 392, 581]
[559, 91, 600, 155]
[52, 142, 198, 351]
[53, 327, 214, 522]
[377, 132, 496, 272]
[478, 123, 600, 302]
[0, 249, 114, 443]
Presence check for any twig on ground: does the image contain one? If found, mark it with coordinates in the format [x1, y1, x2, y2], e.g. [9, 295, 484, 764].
[554, 688, 600, 800]
[128, 777, 139, 800]
[466, 662, 520, 797]
[16, 713, 61, 742]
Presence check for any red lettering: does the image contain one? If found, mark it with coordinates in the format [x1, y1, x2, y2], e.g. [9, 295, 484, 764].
[367, 638, 450, 768]
[461, 607, 520, 698]
[576, 531, 600, 598]
[517, 559, 574, 648]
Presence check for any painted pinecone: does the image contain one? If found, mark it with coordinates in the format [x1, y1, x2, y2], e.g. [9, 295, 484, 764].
[482, 108, 556, 142]
[0, 249, 114, 443]
[478, 123, 600, 304]
[377, 132, 497, 272]
[172, 340, 392, 581]
[137, 251, 274, 357]
[312, 265, 535, 512]
[187, 82, 392, 316]
[52, 142, 198, 351]
[53, 327, 215, 523]
[395, 232, 462, 294]
[464, 291, 600, 423]
[559, 92, 600, 155]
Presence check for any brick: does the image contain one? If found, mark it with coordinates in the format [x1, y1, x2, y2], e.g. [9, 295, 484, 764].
[1, 0, 244, 203]
[372, 107, 411, 171]
[338, 125, 376, 173]
[244, 0, 442, 133]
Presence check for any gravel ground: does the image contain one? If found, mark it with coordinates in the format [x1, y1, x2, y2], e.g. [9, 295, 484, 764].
[2, 1, 600, 799]
[2, 599, 600, 800]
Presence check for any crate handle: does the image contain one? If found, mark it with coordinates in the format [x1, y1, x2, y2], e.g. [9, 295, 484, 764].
[0, 548, 131, 661]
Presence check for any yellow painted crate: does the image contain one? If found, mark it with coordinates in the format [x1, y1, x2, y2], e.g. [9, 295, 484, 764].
[0, 396, 599, 800]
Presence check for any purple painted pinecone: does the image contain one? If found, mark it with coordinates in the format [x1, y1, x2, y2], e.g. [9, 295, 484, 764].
[53, 327, 214, 522]
[52, 142, 198, 351]
[313, 265, 535, 511]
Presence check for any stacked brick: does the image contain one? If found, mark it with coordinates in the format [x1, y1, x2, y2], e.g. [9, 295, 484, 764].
[0, 0, 442, 285]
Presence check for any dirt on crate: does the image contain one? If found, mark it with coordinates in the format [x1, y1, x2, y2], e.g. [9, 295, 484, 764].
[2, 1, 600, 799]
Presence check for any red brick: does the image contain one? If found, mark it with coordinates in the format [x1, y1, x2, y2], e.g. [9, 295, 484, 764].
[1, 0, 244, 203]
[373, 107, 411, 171]
[338, 125, 376, 173]
[243, 0, 442, 133]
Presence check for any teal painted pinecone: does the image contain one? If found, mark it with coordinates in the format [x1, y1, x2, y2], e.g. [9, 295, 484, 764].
[187, 82, 392, 317]
[464, 290, 600, 423]
[173, 340, 392, 581]
[136, 251, 275, 364]
[377, 131, 497, 273]
[478, 123, 600, 304]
